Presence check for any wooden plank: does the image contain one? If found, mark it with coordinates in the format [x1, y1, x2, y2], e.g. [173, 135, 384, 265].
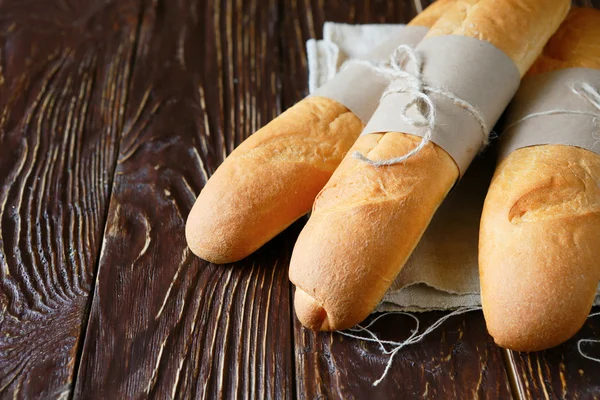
[295, 311, 513, 399]
[0, 1, 140, 397]
[282, 0, 513, 398]
[73, 0, 295, 398]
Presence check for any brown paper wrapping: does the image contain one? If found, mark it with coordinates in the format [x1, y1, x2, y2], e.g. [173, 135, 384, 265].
[362, 35, 521, 176]
[500, 68, 600, 160]
[310, 26, 428, 123]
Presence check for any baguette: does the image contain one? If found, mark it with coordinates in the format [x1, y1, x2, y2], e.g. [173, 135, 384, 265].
[479, 8, 600, 352]
[290, 0, 570, 331]
[185, 1, 455, 264]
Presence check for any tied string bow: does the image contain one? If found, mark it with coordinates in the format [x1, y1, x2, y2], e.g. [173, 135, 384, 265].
[503, 81, 600, 134]
[347, 45, 489, 167]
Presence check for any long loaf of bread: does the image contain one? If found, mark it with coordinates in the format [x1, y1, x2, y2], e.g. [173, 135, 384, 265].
[185, 1, 455, 264]
[479, 8, 600, 352]
[290, 0, 570, 331]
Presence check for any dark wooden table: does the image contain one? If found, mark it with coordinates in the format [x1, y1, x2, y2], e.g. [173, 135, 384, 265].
[1, 0, 600, 398]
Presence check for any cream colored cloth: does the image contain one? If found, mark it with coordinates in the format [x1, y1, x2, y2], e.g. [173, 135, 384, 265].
[307, 22, 600, 311]
[307, 23, 406, 93]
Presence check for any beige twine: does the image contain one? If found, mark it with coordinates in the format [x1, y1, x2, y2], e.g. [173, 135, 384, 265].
[348, 45, 489, 167]
[339, 308, 600, 385]
[503, 82, 600, 136]
[578, 311, 600, 363]
[338, 307, 481, 386]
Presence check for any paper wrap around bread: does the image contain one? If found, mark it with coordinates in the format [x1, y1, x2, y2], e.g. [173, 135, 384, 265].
[290, 0, 570, 331]
[185, 0, 454, 264]
[480, 8, 600, 352]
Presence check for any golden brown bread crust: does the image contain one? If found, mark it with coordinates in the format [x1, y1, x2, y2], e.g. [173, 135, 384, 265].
[480, 146, 600, 351]
[426, 0, 570, 75]
[186, 97, 361, 263]
[528, 8, 600, 75]
[480, 8, 600, 351]
[408, 0, 456, 27]
[291, 0, 570, 331]
[290, 134, 457, 329]
[185, 1, 455, 264]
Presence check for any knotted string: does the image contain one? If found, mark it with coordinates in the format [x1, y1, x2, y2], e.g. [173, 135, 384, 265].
[345, 45, 489, 167]
[337, 307, 481, 386]
[503, 82, 600, 134]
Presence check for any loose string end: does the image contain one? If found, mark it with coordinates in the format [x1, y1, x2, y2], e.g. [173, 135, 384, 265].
[338, 307, 481, 386]
[577, 311, 600, 363]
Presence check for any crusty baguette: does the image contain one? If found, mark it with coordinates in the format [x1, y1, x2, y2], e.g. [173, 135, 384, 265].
[480, 8, 600, 352]
[290, 0, 570, 331]
[408, 0, 456, 28]
[185, 1, 455, 264]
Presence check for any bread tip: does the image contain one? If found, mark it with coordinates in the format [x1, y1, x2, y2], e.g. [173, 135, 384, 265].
[484, 307, 589, 352]
[294, 288, 332, 331]
[185, 211, 238, 265]
[489, 332, 539, 353]
[489, 332, 557, 353]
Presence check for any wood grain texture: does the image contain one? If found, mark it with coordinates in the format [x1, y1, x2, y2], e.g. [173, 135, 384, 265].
[73, 0, 294, 398]
[295, 311, 512, 399]
[0, 1, 139, 397]
[505, 307, 600, 400]
[282, 1, 511, 398]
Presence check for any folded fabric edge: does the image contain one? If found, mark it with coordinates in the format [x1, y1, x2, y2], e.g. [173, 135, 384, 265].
[306, 39, 319, 94]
